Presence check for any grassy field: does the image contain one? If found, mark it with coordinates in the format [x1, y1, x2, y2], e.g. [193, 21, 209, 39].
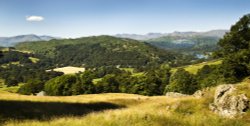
[47, 66, 86, 74]
[171, 60, 222, 74]
[0, 82, 24, 93]
[1, 80, 250, 126]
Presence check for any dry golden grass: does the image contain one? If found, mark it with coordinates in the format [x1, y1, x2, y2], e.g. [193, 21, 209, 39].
[47, 66, 86, 74]
[1, 89, 249, 126]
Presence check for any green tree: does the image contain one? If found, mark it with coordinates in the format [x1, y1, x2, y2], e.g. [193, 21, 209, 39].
[44, 75, 77, 96]
[18, 80, 44, 95]
[166, 68, 197, 94]
[4, 78, 18, 87]
[96, 74, 119, 93]
[215, 14, 250, 82]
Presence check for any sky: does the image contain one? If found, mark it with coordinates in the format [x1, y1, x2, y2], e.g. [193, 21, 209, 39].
[0, 0, 250, 38]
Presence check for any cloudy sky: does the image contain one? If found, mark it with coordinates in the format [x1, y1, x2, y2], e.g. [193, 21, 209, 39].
[0, 0, 250, 38]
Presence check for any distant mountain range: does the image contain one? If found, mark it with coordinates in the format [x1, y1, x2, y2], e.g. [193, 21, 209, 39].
[114, 30, 228, 40]
[115, 33, 165, 40]
[0, 34, 57, 47]
[144, 30, 229, 55]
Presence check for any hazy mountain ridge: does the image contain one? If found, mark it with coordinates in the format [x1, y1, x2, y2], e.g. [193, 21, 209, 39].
[114, 30, 228, 41]
[115, 33, 166, 40]
[144, 30, 228, 55]
[0, 34, 57, 47]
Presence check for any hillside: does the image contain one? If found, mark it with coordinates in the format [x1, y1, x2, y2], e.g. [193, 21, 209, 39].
[0, 78, 250, 126]
[15, 36, 178, 68]
[171, 60, 222, 74]
[0, 34, 57, 47]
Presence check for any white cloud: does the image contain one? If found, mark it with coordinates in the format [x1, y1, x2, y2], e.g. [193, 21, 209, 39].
[26, 16, 44, 22]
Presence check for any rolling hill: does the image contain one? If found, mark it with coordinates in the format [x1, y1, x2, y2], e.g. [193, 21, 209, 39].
[15, 36, 178, 68]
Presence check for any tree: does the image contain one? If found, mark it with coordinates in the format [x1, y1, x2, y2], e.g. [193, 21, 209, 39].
[96, 74, 119, 93]
[0, 51, 3, 58]
[166, 68, 197, 94]
[4, 78, 18, 87]
[196, 65, 222, 88]
[18, 80, 44, 95]
[215, 14, 250, 82]
[72, 71, 95, 95]
[44, 75, 78, 96]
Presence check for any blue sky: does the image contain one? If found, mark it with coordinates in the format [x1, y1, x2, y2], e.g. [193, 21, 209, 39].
[0, 0, 250, 38]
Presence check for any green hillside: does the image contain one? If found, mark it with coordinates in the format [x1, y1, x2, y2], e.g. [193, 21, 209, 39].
[171, 60, 222, 74]
[16, 36, 177, 67]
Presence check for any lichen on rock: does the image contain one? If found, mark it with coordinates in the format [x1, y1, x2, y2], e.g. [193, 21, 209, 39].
[209, 84, 249, 118]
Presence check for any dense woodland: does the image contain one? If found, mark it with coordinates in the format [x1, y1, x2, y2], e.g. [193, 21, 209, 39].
[0, 14, 250, 96]
[15, 36, 197, 68]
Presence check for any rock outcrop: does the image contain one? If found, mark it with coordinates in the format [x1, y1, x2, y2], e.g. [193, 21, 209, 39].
[166, 92, 188, 98]
[36, 91, 47, 96]
[193, 88, 210, 98]
[209, 85, 249, 118]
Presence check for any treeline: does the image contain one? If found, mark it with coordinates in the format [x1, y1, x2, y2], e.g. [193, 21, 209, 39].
[0, 51, 32, 64]
[39, 66, 174, 96]
[18, 65, 199, 96]
[0, 51, 63, 88]
[27, 64, 214, 96]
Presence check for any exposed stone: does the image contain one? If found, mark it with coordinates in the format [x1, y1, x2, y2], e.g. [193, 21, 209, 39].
[36, 91, 47, 96]
[193, 90, 205, 98]
[165, 92, 188, 98]
[209, 84, 249, 118]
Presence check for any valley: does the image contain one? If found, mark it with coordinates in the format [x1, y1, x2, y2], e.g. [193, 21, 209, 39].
[0, 1, 250, 125]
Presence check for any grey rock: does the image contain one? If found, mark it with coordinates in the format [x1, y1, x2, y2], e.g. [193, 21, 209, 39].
[193, 90, 205, 98]
[166, 92, 189, 98]
[36, 91, 47, 96]
[210, 85, 249, 118]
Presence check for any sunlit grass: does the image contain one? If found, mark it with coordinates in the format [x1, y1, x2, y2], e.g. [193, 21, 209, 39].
[92, 78, 102, 84]
[1, 76, 250, 126]
[0, 83, 24, 93]
[1, 87, 249, 126]
[28, 57, 40, 63]
[171, 60, 222, 74]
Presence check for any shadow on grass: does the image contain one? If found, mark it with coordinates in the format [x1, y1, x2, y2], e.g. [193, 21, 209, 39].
[0, 100, 124, 122]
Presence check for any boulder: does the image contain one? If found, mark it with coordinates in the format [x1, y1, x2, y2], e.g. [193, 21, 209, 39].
[209, 85, 249, 118]
[36, 91, 47, 96]
[166, 92, 188, 98]
[193, 87, 210, 98]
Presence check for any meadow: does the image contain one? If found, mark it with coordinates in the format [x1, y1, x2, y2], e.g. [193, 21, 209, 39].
[171, 60, 222, 74]
[1, 80, 250, 126]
